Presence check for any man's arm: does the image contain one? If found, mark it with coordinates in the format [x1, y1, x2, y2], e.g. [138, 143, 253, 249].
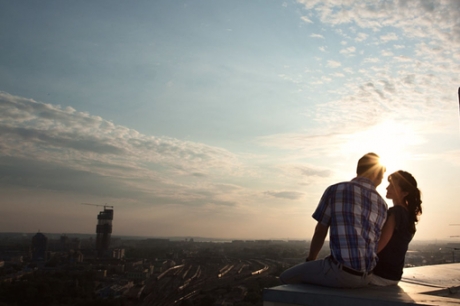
[306, 222, 329, 261]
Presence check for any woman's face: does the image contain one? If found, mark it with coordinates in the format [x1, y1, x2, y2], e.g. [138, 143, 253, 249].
[386, 179, 407, 205]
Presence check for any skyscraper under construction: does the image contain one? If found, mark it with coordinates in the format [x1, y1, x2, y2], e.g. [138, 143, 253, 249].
[96, 206, 113, 257]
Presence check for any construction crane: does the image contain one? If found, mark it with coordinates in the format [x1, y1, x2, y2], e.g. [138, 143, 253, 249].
[81, 203, 114, 209]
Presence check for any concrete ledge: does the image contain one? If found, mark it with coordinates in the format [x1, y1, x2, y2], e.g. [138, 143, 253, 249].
[263, 263, 460, 306]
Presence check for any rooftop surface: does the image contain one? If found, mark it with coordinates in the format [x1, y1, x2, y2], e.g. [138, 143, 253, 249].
[263, 263, 460, 306]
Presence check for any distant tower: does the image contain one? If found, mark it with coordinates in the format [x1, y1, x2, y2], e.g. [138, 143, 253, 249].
[96, 206, 114, 257]
[32, 232, 48, 261]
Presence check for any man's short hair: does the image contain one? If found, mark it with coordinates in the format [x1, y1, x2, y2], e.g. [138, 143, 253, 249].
[356, 153, 385, 176]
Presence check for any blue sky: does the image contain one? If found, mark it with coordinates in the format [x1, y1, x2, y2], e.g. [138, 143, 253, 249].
[1, 0, 459, 240]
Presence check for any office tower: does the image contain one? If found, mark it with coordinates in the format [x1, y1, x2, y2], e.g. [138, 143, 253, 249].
[96, 207, 114, 257]
[32, 232, 48, 261]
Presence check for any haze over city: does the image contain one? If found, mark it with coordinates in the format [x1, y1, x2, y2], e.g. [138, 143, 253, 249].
[1, 0, 459, 241]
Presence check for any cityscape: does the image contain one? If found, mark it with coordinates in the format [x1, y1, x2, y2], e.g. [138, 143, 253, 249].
[0, 205, 459, 306]
[1, 1, 460, 305]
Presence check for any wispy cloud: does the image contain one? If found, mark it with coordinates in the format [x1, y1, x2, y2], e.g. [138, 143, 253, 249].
[381, 49, 394, 56]
[0, 92, 247, 207]
[297, 0, 460, 53]
[326, 60, 342, 68]
[264, 190, 304, 200]
[301, 16, 313, 23]
[380, 32, 398, 43]
[355, 32, 368, 42]
[362, 57, 379, 63]
[340, 46, 356, 55]
[310, 33, 324, 39]
[292, 165, 331, 178]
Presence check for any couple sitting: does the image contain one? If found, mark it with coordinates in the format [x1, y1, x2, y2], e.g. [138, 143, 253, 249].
[280, 153, 422, 288]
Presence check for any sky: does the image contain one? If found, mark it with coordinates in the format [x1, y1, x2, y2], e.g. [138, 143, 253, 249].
[1, 0, 459, 241]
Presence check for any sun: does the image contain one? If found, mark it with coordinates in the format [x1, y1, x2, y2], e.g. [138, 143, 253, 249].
[340, 120, 421, 176]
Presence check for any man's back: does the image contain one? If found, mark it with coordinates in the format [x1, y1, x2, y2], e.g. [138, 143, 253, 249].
[313, 177, 387, 272]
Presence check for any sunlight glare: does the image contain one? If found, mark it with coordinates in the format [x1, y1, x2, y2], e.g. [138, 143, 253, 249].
[340, 120, 421, 175]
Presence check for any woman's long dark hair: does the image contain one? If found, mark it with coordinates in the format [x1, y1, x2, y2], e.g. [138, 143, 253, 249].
[389, 170, 422, 234]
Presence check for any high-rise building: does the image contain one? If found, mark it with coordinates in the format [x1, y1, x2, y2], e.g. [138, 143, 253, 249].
[96, 207, 113, 257]
[32, 232, 48, 261]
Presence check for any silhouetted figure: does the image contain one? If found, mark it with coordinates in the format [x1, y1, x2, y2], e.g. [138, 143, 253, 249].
[369, 171, 422, 286]
[280, 153, 387, 288]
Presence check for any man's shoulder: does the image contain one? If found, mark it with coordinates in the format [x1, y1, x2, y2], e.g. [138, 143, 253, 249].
[327, 180, 386, 202]
[327, 180, 362, 191]
[327, 180, 352, 189]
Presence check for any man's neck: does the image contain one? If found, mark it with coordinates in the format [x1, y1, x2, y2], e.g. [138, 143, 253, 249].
[356, 174, 378, 187]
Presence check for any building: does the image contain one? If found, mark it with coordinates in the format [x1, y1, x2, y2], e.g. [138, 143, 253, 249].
[112, 248, 125, 260]
[96, 206, 114, 257]
[31, 232, 48, 261]
[59, 235, 81, 251]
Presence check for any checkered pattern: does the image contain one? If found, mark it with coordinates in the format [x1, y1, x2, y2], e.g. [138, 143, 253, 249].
[313, 177, 387, 272]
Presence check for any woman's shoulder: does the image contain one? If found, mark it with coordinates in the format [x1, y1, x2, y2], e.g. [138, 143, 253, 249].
[389, 205, 409, 215]
[389, 206, 412, 233]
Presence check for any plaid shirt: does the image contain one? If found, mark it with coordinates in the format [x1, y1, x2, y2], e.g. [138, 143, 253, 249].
[312, 177, 387, 272]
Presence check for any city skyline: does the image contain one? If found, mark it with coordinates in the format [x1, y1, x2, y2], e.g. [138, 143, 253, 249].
[1, 0, 460, 240]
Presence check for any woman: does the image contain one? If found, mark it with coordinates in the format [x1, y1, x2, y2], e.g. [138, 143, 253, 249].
[369, 170, 422, 286]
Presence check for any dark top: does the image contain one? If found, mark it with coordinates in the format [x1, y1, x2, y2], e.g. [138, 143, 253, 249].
[373, 206, 414, 280]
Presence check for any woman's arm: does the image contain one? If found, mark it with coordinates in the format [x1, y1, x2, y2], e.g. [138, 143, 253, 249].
[377, 213, 396, 253]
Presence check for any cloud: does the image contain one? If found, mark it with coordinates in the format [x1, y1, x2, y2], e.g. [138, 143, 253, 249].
[326, 60, 342, 68]
[402, 74, 415, 84]
[293, 165, 331, 178]
[381, 50, 394, 56]
[394, 55, 412, 62]
[264, 191, 304, 200]
[355, 32, 368, 42]
[297, 1, 460, 49]
[0, 92, 239, 170]
[301, 16, 313, 23]
[380, 32, 398, 42]
[362, 57, 379, 63]
[0, 156, 144, 199]
[0, 92, 247, 207]
[310, 33, 324, 39]
[380, 80, 396, 93]
[340, 46, 356, 55]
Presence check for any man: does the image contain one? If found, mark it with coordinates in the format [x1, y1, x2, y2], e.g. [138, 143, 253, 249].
[280, 153, 387, 288]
